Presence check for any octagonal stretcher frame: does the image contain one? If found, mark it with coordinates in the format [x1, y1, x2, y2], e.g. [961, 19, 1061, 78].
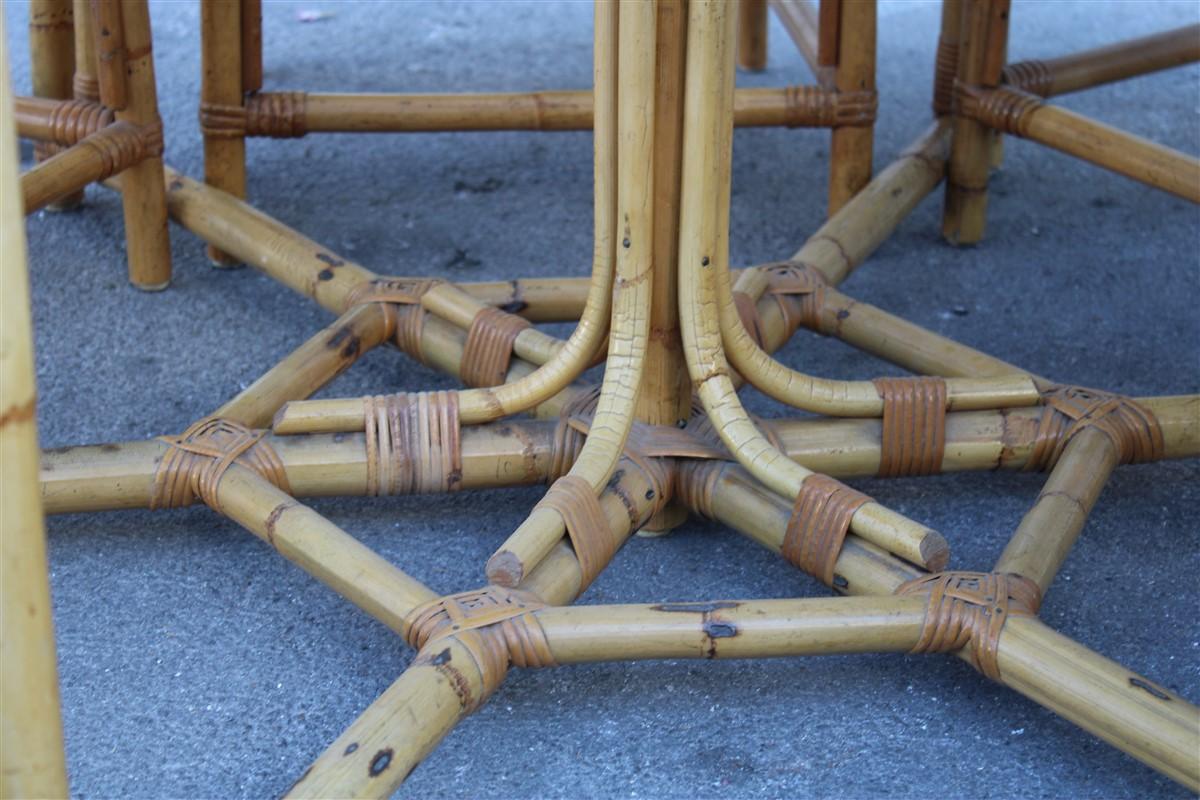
[3, 1, 1199, 797]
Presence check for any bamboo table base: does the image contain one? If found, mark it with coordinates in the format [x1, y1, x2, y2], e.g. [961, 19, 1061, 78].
[7, 1, 1200, 798]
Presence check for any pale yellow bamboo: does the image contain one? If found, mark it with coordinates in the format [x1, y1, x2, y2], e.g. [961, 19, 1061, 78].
[538, 596, 927, 663]
[486, 0, 656, 585]
[993, 426, 1118, 595]
[1003, 24, 1200, 98]
[707, 463, 1200, 789]
[457, 277, 589, 322]
[675, 0, 945, 571]
[0, 34, 69, 796]
[215, 303, 390, 428]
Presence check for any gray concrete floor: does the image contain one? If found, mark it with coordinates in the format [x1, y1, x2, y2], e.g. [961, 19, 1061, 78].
[6, 1, 1200, 797]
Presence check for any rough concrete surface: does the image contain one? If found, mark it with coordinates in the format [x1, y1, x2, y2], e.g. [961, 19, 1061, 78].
[4, 1, 1199, 798]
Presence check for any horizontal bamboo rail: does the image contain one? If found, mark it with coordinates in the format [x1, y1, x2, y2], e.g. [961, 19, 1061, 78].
[201, 86, 869, 136]
[960, 86, 1200, 203]
[704, 464, 1200, 789]
[21, 121, 152, 213]
[14, 95, 112, 144]
[1003, 24, 1200, 98]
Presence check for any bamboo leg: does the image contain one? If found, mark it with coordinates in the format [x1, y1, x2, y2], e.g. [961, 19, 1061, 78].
[942, 0, 1009, 245]
[827, 0, 875, 215]
[29, 0, 83, 209]
[931, 0, 961, 116]
[0, 36, 70, 797]
[201, 0, 246, 266]
[737, 0, 768, 71]
[108, 0, 171, 289]
[993, 427, 1118, 595]
[72, 0, 98, 102]
[214, 303, 391, 428]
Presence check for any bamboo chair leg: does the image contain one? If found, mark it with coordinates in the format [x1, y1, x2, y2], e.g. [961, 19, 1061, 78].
[200, 0, 247, 266]
[826, 0, 875, 216]
[71, 0, 98, 102]
[29, 0, 83, 209]
[0, 37, 70, 798]
[103, 0, 171, 290]
[737, 0, 768, 71]
[942, 0, 1009, 245]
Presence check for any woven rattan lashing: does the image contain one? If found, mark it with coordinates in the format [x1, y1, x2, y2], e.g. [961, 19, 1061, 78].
[763, 260, 828, 335]
[895, 571, 1042, 681]
[346, 278, 440, 362]
[534, 475, 615, 591]
[1026, 386, 1164, 472]
[362, 391, 462, 496]
[460, 306, 532, 388]
[782, 473, 872, 586]
[151, 417, 290, 513]
[872, 376, 948, 477]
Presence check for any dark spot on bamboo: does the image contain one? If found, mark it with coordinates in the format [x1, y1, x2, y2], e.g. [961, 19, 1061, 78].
[368, 748, 393, 777]
[653, 601, 740, 613]
[891, 186, 903, 197]
[168, 178, 183, 191]
[100, 443, 120, 452]
[832, 574, 849, 592]
[317, 269, 334, 281]
[315, 252, 344, 267]
[264, 502, 293, 547]
[701, 256, 710, 267]
[0, 399, 36, 429]
[645, 488, 655, 500]
[703, 621, 738, 639]
[430, 648, 452, 666]
[622, 237, 631, 248]
[343, 742, 359, 756]
[605, 469, 625, 492]
[836, 309, 850, 320]
[500, 300, 528, 314]
[1129, 677, 1171, 701]
[327, 326, 354, 350]
[676, 418, 688, 429]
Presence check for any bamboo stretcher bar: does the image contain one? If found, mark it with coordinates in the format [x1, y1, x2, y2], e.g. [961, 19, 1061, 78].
[0, 36, 69, 798]
[217, 86, 862, 135]
[961, 86, 1200, 203]
[1003, 24, 1200, 99]
[703, 465, 1200, 789]
[770, 0, 823, 81]
[39, 394, 1199, 516]
[676, 2, 945, 572]
[992, 427, 1117, 596]
[14, 94, 113, 143]
[21, 121, 149, 213]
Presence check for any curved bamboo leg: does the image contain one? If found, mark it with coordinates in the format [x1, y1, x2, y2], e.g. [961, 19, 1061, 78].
[0, 39, 69, 798]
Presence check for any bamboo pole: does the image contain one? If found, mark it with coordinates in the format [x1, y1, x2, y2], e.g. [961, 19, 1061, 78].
[705, 464, 1200, 789]
[737, 0, 768, 71]
[964, 88, 1200, 203]
[1003, 24, 1200, 99]
[72, 0, 98, 102]
[110, 0, 171, 289]
[200, 0, 247, 266]
[770, 0, 823, 82]
[21, 121, 146, 213]
[0, 35, 70, 797]
[29, 0, 83, 209]
[214, 303, 391, 428]
[14, 95, 113, 143]
[993, 427, 1117, 596]
[89, 0, 126, 109]
[931, 0, 962, 116]
[942, 0, 1009, 245]
[538, 596, 927, 663]
[826, 0, 875, 215]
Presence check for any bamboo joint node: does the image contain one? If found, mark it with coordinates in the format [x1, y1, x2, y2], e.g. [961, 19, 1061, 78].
[955, 83, 1043, 138]
[932, 36, 960, 115]
[895, 571, 1042, 681]
[403, 586, 555, 711]
[362, 391, 462, 495]
[199, 92, 308, 139]
[151, 417, 291, 512]
[783, 474, 872, 587]
[872, 376, 948, 477]
[347, 277, 442, 361]
[1026, 385, 1165, 472]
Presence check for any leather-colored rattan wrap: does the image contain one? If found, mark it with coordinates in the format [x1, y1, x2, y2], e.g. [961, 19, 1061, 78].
[872, 376, 948, 477]
[782, 474, 872, 586]
[781, 86, 877, 128]
[362, 391, 462, 496]
[548, 386, 603, 481]
[895, 571, 1042, 681]
[955, 84, 1044, 137]
[73, 73, 100, 103]
[1001, 59, 1053, 97]
[403, 586, 554, 711]
[535, 475, 615, 591]
[346, 278, 441, 362]
[932, 36, 960, 115]
[42, 99, 115, 146]
[152, 417, 291, 513]
[460, 306, 532, 388]
[199, 92, 308, 139]
[762, 260, 828, 335]
[1026, 385, 1164, 472]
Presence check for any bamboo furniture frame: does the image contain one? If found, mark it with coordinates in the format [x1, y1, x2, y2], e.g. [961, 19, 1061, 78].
[4, 1, 1199, 797]
[936, 0, 1200, 244]
[197, 0, 876, 266]
[17, 0, 171, 290]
